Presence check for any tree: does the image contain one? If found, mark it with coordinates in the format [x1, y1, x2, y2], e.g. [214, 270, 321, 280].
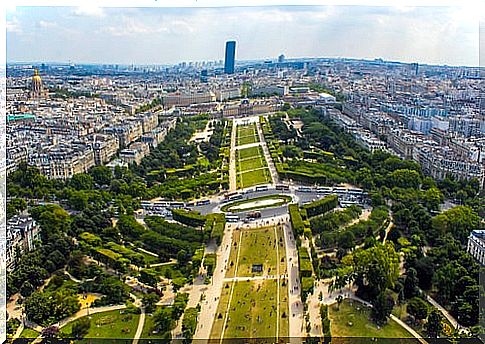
[7, 198, 27, 219]
[20, 281, 35, 297]
[117, 215, 145, 239]
[403, 268, 420, 299]
[31, 205, 71, 241]
[153, 307, 174, 333]
[372, 290, 395, 325]
[139, 270, 159, 288]
[41, 325, 59, 338]
[68, 191, 89, 210]
[423, 187, 444, 211]
[407, 297, 429, 322]
[336, 230, 355, 251]
[335, 242, 400, 300]
[172, 278, 188, 293]
[70, 173, 94, 190]
[387, 169, 422, 189]
[182, 307, 199, 341]
[142, 292, 160, 313]
[336, 295, 343, 310]
[25, 289, 80, 325]
[431, 206, 480, 244]
[177, 249, 190, 267]
[413, 257, 434, 290]
[71, 317, 91, 338]
[426, 309, 443, 338]
[89, 166, 112, 186]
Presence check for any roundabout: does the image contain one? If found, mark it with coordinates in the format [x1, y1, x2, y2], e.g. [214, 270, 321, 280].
[220, 194, 293, 213]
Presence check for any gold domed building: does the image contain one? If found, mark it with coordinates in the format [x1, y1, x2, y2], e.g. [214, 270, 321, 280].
[30, 69, 48, 99]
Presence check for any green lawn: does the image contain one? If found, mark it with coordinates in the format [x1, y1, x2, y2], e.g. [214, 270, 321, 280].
[227, 226, 286, 278]
[239, 168, 272, 188]
[18, 328, 40, 339]
[329, 299, 415, 340]
[237, 134, 259, 146]
[60, 310, 140, 339]
[237, 124, 257, 140]
[237, 146, 261, 160]
[238, 156, 266, 172]
[210, 225, 289, 340]
[140, 311, 171, 340]
[210, 279, 288, 339]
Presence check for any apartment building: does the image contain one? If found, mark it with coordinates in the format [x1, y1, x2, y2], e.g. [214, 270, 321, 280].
[413, 145, 484, 187]
[120, 142, 150, 165]
[7, 215, 41, 271]
[467, 230, 485, 266]
[29, 143, 96, 179]
[88, 133, 119, 165]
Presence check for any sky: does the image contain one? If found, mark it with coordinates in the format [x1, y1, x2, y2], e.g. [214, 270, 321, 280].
[6, 5, 482, 66]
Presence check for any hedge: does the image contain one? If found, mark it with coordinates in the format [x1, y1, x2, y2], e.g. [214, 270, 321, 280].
[289, 204, 304, 236]
[172, 209, 206, 227]
[320, 304, 332, 342]
[205, 213, 226, 245]
[192, 247, 205, 271]
[302, 194, 338, 218]
[203, 253, 217, 276]
[298, 246, 313, 277]
[301, 276, 315, 302]
[182, 307, 199, 340]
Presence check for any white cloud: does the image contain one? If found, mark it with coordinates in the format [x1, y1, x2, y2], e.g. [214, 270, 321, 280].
[37, 20, 57, 28]
[73, 6, 105, 17]
[6, 17, 21, 33]
[100, 17, 169, 37]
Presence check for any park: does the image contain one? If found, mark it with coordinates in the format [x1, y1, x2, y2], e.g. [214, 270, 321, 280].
[236, 145, 272, 188]
[210, 224, 289, 339]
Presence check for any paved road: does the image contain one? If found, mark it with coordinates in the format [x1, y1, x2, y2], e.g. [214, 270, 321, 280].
[425, 294, 468, 333]
[58, 304, 127, 328]
[132, 307, 146, 344]
[282, 217, 305, 341]
[193, 222, 237, 341]
[193, 188, 331, 218]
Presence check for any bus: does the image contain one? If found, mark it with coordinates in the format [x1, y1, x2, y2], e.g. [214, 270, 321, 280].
[316, 187, 333, 194]
[255, 185, 269, 192]
[196, 199, 211, 206]
[333, 187, 347, 195]
[226, 215, 239, 223]
[275, 184, 290, 191]
[297, 186, 312, 193]
[140, 201, 153, 208]
[347, 188, 364, 195]
[229, 194, 243, 201]
[225, 192, 238, 199]
[169, 202, 185, 209]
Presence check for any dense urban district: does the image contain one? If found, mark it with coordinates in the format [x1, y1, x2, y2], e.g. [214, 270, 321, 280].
[5, 50, 485, 344]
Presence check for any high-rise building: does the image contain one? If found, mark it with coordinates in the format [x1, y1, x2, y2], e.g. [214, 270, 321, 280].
[278, 54, 285, 63]
[224, 40, 236, 74]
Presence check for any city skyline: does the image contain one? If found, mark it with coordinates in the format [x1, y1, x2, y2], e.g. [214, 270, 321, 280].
[7, 5, 481, 66]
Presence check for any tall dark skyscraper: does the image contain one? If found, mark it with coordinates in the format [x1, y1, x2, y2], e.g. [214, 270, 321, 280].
[224, 40, 236, 74]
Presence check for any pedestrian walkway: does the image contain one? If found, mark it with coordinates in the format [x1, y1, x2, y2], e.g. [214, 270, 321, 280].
[132, 307, 146, 344]
[425, 294, 468, 333]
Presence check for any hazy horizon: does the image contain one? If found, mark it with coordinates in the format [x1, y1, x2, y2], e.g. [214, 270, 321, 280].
[7, 5, 481, 67]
